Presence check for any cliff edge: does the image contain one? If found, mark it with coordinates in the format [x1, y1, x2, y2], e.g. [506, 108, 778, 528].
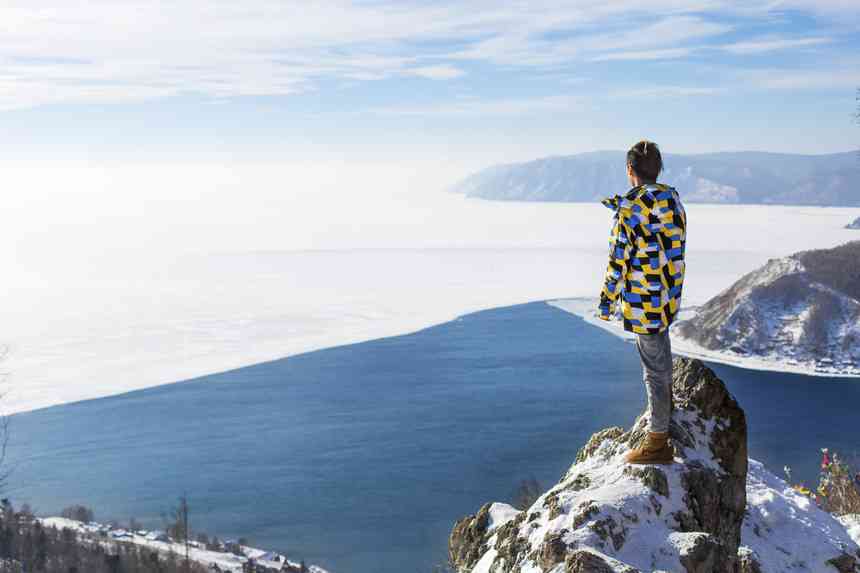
[448, 358, 860, 572]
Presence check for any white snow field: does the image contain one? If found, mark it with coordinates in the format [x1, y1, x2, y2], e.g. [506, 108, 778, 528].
[2, 161, 858, 414]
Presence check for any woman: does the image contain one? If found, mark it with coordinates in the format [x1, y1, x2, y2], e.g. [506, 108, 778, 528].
[597, 140, 687, 464]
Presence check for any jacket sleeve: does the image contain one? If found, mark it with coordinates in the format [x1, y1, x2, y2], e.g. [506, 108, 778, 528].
[598, 213, 634, 320]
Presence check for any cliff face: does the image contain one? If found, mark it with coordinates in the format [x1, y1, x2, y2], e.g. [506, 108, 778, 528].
[673, 241, 860, 375]
[448, 358, 860, 573]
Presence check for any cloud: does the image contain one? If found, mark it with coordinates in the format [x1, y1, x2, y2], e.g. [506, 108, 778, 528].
[0, 1, 854, 110]
[740, 66, 860, 90]
[447, 14, 731, 67]
[719, 36, 833, 54]
[408, 65, 466, 80]
[610, 85, 723, 98]
[370, 94, 583, 117]
[589, 48, 693, 62]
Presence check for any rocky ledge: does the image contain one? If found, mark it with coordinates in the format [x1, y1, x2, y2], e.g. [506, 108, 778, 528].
[448, 358, 860, 573]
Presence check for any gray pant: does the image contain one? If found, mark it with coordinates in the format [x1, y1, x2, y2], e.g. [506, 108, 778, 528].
[635, 329, 674, 433]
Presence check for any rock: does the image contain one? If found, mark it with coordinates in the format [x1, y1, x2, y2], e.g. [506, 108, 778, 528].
[449, 502, 492, 571]
[448, 358, 748, 572]
[826, 553, 859, 573]
[676, 532, 722, 573]
[574, 427, 625, 465]
[737, 547, 763, 573]
[564, 549, 639, 573]
[448, 358, 860, 572]
[622, 465, 669, 498]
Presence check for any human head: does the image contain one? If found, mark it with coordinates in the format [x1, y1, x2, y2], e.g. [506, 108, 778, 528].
[626, 140, 662, 186]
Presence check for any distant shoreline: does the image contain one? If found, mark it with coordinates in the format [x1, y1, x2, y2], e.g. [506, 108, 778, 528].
[548, 298, 860, 380]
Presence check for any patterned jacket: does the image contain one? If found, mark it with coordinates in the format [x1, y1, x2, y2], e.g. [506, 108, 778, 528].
[598, 182, 687, 334]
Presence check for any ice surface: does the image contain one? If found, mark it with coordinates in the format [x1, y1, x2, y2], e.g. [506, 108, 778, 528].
[3, 187, 857, 414]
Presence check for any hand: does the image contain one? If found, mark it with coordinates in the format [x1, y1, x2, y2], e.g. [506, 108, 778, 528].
[597, 295, 613, 321]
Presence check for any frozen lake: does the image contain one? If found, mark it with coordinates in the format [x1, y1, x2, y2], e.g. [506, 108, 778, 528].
[3, 181, 858, 414]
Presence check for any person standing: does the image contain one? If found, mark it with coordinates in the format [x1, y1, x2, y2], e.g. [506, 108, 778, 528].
[598, 140, 687, 465]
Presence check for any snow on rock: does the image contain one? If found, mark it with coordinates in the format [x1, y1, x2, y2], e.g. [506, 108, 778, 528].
[672, 241, 860, 378]
[838, 515, 860, 548]
[448, 358, 860, 573]
[740, 460, 860, 573]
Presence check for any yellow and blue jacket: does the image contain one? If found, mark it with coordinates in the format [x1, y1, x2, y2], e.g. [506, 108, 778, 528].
[598, 182, 686, 334]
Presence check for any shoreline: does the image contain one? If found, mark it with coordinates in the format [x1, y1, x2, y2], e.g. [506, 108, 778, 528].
[547, 298, 860, 380]
[16, 294, 858, 419]
[38, 516, 330, 573]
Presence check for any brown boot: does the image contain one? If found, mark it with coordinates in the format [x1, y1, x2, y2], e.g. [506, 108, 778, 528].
[624, 431, 674, 465]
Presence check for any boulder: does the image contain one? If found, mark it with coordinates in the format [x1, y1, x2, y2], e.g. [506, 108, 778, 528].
[449, 357, 860, 572]
[449, 358, 747, 572]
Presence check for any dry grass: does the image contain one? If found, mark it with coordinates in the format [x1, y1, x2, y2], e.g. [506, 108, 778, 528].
[787, 449, 860, 516]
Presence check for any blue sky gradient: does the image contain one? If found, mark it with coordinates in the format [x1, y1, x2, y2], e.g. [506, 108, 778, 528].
[0, 1, 857, 168]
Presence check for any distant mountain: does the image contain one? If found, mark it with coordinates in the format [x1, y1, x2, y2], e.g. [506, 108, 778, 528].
[452, 150, 859, 206]
[674, 241, 860, 375]
[847, 216, 860, 229]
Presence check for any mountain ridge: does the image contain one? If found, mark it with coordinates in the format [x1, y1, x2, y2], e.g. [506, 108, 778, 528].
[451, 150, 859, 206]
[673, 241, 860, 376]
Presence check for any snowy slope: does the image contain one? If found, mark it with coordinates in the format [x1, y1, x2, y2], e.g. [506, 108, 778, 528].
[672, 241, 860, 377]
[38, 517, 330, 573]
[741, 460, 860, 573]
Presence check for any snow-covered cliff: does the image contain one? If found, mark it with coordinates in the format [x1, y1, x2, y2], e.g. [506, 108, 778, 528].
[448, 359, 860, 572]
[673, 241, 860, 377]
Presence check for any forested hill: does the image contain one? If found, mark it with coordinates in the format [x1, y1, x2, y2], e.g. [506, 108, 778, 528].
[451, 150, 859, 206]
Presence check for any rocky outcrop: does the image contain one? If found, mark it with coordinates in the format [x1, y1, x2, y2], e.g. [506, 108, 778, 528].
[673, 241, 860, 376]
[449, 358, 747, 572]
[448, 358, 860, 572]
[847, 217, 860, 230]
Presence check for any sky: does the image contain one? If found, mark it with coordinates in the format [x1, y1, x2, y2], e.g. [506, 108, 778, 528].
[0, 0, 857, 169]
[1, 0, 859, 264]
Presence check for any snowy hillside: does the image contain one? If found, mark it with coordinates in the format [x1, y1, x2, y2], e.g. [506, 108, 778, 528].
[673, 241, 860, 377]
[448, 359, 860, 573]
[38, 517, 330, 573]
[451, 150, 859, 206]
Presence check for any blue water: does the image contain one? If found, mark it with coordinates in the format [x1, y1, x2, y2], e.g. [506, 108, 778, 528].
[5, 302, 859, 573]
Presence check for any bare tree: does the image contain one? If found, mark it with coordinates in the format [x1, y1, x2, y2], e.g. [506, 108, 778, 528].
[511, 475, 542, 510]
[0, 347, 12, 491]
[61, 505, 95, 523]
[162, 494, 191, 572]
[176, 494, 190, 572]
